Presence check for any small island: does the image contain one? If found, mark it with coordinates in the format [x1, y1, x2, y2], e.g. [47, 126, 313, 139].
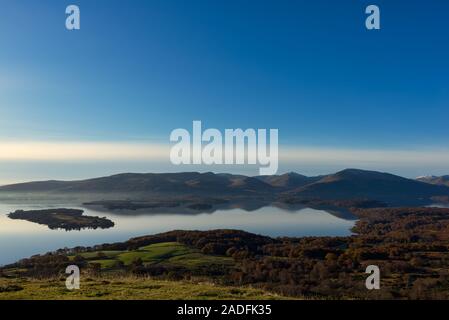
[8, 208, 114, 231]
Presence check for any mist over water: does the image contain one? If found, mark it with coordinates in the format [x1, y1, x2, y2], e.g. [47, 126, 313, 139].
[0, 202, 355, 266]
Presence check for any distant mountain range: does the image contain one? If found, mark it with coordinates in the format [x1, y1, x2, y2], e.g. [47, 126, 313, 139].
[1, 169, 449, 208]
[0, 172, 272, 196]
[417, 175, 449, 187]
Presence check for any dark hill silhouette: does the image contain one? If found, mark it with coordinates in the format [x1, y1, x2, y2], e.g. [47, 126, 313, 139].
[256, 172, 321, 189]
[288, 169, 449, 205]
[0, 172, 274, 196]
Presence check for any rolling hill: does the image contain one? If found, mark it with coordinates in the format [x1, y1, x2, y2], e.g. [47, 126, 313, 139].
[255, 172, 321, 189]
[286, 169, 449, 205]
[0, 172, 274, 196]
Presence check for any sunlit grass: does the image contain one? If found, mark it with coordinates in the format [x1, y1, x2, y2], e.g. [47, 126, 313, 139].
[0, 276, 291, 300]
[69, 242, 233, 268]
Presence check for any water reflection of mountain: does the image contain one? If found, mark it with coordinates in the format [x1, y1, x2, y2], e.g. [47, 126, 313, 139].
[83, 198, 357, 221]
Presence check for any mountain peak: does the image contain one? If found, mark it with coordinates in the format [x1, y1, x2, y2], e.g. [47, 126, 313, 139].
[417, 175, 449, 187]
[255, 172, 318, 188]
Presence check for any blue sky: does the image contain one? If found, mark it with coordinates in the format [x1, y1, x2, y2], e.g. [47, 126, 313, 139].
[0, 0, 449, 182]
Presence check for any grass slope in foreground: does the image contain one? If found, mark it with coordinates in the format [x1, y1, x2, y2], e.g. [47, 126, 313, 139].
[0, 277, 286, 300]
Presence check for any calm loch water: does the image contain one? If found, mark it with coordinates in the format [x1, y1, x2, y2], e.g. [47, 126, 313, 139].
[0, 202, 356, 266]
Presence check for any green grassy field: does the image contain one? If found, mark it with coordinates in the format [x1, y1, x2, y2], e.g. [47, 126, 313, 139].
[1, 241, 263, 300]
[0, 277, 289, 300]
[69, 242, 234, 270]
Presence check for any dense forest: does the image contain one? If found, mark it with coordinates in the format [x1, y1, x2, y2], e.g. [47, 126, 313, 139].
[3, 207, 449, 299]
